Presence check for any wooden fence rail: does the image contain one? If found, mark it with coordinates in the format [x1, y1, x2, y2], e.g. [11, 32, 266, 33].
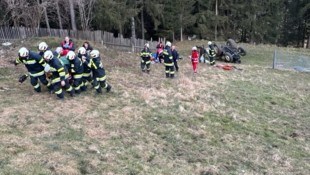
[0, 26, 160, 52]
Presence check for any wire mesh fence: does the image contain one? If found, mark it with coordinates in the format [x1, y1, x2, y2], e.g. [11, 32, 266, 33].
[273, 49, 310, 72]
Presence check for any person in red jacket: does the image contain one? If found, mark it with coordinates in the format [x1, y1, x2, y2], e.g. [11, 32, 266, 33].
[60, 36, 75, 56]
[191, 46, 199, 73]
[156, 41, 164, 63]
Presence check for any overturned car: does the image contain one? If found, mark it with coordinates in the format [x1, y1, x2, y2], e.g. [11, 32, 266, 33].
[214, 39, 246, 63]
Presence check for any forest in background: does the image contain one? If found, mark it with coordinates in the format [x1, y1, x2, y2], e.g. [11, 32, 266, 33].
[0, 0, 309, 47]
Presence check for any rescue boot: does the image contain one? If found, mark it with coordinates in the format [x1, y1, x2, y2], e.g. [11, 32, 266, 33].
[75, 89, 81, 94]
[81, 85, 87, 92]
[69, 91, 74, 97]
[34, 86, 41, 92]
[57, 92, 64, 99]
[106, 84, 112, 92]
[96, 87, 102, 94]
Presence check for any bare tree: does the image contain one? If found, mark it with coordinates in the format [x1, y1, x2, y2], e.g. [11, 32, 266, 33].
[77, 0, 96, 30]
[55, 0, 63, 29]
[69, 0, 77, 30]
[215, 0, 218, 41]
[37, 0, 51, 34]
[4, 0, 44, 28]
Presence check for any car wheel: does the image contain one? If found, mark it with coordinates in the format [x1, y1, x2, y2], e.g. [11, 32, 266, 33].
[214, 44, 223, 56]
[224, 53, 233, 62]
[238, 47, 246, 56]
[227, 39, 238, 49]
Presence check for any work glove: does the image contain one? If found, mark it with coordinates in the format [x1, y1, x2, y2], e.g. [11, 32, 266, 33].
[19, 74, 28, 83]
[44, 64, 51, 72]
[9, 60, 16, 65]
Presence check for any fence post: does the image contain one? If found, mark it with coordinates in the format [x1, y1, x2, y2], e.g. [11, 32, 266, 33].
[273, 49, 277, 69]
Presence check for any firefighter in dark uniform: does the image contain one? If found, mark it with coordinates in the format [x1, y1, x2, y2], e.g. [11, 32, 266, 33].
[208, 41, 216, 65]
[77, 47, 92, 88]
[171, 45, 179, 72]
[163, 41, 175, 78]
[82, 50, 112, 94]
[140, 43, 152, 73]
[43, 50, 74, 99]
[67, 51, 86, 94]
[15, 47, 49, 92]
[38, 42, 56, 92]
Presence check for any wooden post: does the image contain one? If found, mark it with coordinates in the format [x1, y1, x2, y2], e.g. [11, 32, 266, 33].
[272, 50, 277, 69]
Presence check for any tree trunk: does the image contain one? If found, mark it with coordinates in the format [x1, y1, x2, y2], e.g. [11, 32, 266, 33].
[69, 0, 77, 30]
[44, 7, 50, 35]
[56, 0, 63, 29]
[42, 0, 51, 35]
[12, 11, 18, 27]
[131, 17, 136, 52]
[179, 13, 183, 42]
[215, 0, 218, 41]
[141, 1, 145, 40]
[180, 26, 183, 41]
[119, 23, 122, 35]
[308, 35, 310, 49]
[78, 0, 85, 30]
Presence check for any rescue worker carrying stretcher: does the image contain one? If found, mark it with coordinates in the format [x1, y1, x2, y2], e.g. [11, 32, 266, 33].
[43, 50, 74, 99]
[38, 42, 50, 57]
[82, 50, 112, 94]
[77, 47, 92, 89]
[67, 51, 86, 94]
[15, 47, 50, 92]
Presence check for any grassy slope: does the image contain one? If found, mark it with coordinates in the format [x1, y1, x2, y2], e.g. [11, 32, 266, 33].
[0, 38, 309, 175]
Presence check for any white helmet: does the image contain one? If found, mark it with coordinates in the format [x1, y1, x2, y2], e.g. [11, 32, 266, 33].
[90, 50, 100, 58]
[38, 42, 48, 51]
[55, 47, 63, 54]
[66, 51, 76, 60]
[166, 41, 172, 47]
[18, 47, 29, 57]
[208, 41, 212, 45]
[78, 47, 87, 55]
[145, 43, 149, 48]
[43, 50, 54, 61]
[192, 46, 197, 51]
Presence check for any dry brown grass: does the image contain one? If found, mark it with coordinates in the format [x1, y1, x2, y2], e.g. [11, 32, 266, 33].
[0, 38, 309, 174]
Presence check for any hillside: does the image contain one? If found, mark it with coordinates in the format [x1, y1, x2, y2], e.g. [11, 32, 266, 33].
[0, 38, 309, 175]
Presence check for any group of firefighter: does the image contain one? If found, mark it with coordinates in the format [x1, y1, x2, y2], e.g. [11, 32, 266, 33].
[15, 37, 216, 99]
[139, 40, 216, 76]
[15, 37, 111, 99]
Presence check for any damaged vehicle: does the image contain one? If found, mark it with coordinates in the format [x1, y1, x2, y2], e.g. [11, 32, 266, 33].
[214, 39, 246, 63]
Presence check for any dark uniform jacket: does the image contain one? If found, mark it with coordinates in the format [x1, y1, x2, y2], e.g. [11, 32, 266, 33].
[78, 53, 91, 74]
[69, 57, 84, 75]
[85, 57, 106, 78]
[163, 46, 173, 65]
[16, 51, 46, 76]
[48, 57, 67, 82]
